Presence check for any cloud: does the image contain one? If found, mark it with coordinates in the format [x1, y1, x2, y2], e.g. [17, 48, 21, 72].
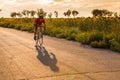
[0, 0, 120, 17]
[82, 1, 120, 12]
[52, 0, 63, 2]
[13, 0, 37, 3]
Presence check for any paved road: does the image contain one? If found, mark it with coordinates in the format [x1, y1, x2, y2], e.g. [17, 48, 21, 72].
[0, 27, 120, 80]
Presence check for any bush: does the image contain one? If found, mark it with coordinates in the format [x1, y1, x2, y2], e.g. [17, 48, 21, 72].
[75, 32, 90, 44]
[109, 39, 120, 52]
[115, 32, 120, 43]
[27, 26, 34, 33]
[8, 23, 15, 28]
[14, 24, 22, 30]
[89, 30, 103, 42]
[91, 41, 107, 48]
[103, 33, 116, 48]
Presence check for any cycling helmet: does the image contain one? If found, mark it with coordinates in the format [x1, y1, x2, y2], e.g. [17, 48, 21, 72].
[39, 15, 43, 19]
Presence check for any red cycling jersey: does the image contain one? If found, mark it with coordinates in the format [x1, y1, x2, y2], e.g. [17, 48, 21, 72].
[34, 18, 45, 25]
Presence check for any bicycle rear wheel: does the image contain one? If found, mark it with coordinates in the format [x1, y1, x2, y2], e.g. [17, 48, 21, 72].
[38, 32, 43, 46]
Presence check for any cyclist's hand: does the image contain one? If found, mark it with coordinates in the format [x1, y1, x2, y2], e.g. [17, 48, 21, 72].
[44, 26, 46, 31]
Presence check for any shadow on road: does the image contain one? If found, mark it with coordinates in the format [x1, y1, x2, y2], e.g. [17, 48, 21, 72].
[35, 45, 59, 72]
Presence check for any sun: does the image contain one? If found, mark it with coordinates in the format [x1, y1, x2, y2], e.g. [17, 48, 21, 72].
[38, 0, 52, 4]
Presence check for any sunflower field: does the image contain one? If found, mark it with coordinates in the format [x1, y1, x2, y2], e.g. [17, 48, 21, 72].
[0, 17, 120, 52]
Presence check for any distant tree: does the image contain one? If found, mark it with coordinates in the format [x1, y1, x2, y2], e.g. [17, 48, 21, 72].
[66, 10, 71, 18]
[16, 12, 22, 18]
[92, 9, 114, 17]
[22, 10, 27, 17]
[10, 12, 17, 18]
[107, 11, 113, 17]
[92, 9, 102, 17]
[72, 10, 79, 18]
[30, 10, 36, 18]
[48, 12, 52, 18]
[37, 9, 47, 17]
[54, 11, 58, 18]
[114, 12, 118, 17]
[44, 12, 47, 18]
[0, 9, 2, 17]
[101, 9, 108, 17]
[26, 10, 30, 18]
[63, 12, 67, 17]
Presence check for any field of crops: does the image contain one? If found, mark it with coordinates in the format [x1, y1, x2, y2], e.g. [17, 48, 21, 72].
[0, 17, 120, 52]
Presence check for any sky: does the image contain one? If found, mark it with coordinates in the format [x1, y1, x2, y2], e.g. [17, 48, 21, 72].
[0, 0, 120, 18]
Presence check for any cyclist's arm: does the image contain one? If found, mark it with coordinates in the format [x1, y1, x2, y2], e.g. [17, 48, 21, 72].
[43, 19, 46, 30]
[34, 18, 38, 24]
[43, 23, 46, 30]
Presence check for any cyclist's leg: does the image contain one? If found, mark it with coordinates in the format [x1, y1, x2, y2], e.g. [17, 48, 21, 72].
[34, 24, 38, 40]
[39, 26, 43, 46]
[40, 26, 42, 32]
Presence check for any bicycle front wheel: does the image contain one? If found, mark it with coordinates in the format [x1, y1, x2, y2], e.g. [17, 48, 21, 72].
[38, 32, 43, 46]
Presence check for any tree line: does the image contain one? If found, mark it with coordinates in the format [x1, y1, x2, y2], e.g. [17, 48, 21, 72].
[92, 9, 120, 17]
[0, 8, 120, 18]
[10, 9, 79, 18]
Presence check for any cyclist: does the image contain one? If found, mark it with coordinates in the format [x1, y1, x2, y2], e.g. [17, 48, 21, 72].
[34, 15, 46, 40]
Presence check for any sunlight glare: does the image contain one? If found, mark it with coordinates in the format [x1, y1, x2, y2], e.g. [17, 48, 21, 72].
[38, 0, 52, 4]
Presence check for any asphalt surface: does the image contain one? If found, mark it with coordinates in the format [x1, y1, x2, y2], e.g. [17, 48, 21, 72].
[0, 27, 120, 80]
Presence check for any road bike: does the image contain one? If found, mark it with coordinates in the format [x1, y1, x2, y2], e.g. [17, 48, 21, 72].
[35, 26, 45, 46]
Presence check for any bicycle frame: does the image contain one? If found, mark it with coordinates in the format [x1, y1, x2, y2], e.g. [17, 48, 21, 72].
[35, 27, 43, 46]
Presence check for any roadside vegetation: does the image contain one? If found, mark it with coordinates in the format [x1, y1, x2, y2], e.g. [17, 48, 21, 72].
[0, 9, 120, 52]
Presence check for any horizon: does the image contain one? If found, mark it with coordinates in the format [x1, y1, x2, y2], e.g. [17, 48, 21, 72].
[0, 0, 120, 18]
